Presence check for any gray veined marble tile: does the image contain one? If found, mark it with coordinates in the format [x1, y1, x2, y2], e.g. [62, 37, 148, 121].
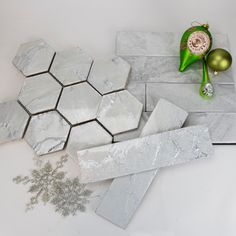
[77, 125, 213, 183]
[18, 73, 62, 114]
[96, 99, 188, 228]
[184, 112, 236, 144]
[24, 111, 70, 156]
[116, 31, 230, 57]
[126, 82, 146, 105]
[97, 90, 143, 135]
[50, 47, 93, 86]
[13, 39, 55, 76]
[88, 57, 130, 94]
[123, 56, 234, 84]
[113, 112, 150, 142]
[67, 120, 112, 159]
[146, 83, 236, 112]
[0, 101, 29, 144]
[57, 82, 102, 125]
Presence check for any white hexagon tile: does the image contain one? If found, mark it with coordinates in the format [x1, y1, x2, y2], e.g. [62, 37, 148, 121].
[50, 47, 93, 86]
[18, 73, 62, 114]
[0, 39, 144, 156]
[13, 39, 55, 76]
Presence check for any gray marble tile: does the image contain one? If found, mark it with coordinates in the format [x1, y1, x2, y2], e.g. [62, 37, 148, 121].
[146, 83, 236, 112]
[96, 99, 188, 228]
[18, 73, 62, 114]
[13, 39, 55, 76]
[77, 125, 213, 183]
[88, 57, 130, 94]
[126, 82, 146, 105]
[0, 101, 29, 144]
[97, 90, 143, 135]
[184, 112, 236, 144]
[123, 56, 234, 84]
[113, 112, 150, 142]
[67, 121, 112, 158]
[24, 111, 70, 156]
[50, 47, 93, 86]
[116, 31, 230, 56]
[57, 82, 102, 125]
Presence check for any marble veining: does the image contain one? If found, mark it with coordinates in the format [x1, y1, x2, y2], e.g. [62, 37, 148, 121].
[96, 99, 188, 228]
[88, 57, 130, 94]
[67, 121, 112, 159]
[77, 125, 213, 183]
[57, 82, 102, 125]
[50, 47, 93, 85]
[24, 111, 70, 156]
[18, 73, 62, 114]
[97, 90, 143, 135]
[13, 39, 55, 76]
[0, 101, 29, 144]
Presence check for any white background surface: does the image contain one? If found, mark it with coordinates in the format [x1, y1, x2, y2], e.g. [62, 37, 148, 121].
[0, 0, 236, 235]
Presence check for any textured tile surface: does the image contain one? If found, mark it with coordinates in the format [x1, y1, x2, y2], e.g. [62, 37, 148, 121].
[97, 90, 143, 135]
[0, 101, 29, 144]
[88, 57, 130, 94]
[146, 83, 236, 112]
[50, 47, 93, 85]
[77, 125, 213, 183]
[96, 99, 188, 228]
[67, 121, 112, 158]
[13, 39, 55, 76]
[57, 82, 102, 125]
[126, 82, 146, 105]
[185, 112, 236, 144]
[113, 112, 150, 142]
[24, 111, 70, 155]
[18, 73, 62, 114]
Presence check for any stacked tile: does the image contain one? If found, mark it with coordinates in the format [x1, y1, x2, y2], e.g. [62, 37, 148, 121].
[116, 31, 236, 144]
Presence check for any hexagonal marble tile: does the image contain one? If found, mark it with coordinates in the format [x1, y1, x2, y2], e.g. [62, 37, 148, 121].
[50, 47, 93, 86]
[57, 82, 102, 125]
[24, 111, 70, 156]
[13, 39, 55, 77]
[67, 121, 112, 158]
[0, 101, 29, 144]
[97, 90, 143, 135]
[88, 57, 130, 94]
[18, 73, 62, 114]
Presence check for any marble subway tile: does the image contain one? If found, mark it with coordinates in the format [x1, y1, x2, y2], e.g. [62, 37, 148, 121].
[97, 90, 143, 135]
[184, 112, 236, 144]
[88, 57, 130, 95]
[67, 121, 112, 159]
[113, 112, 150, 142]
[116, 32, 230, 56]
[146, 83, 236, 112]
[124, 56, 234, 84]
[0, 101, 29, 144]
[96, 99, 188, 228]
[18, 73, 62, 114]
[126, 82, 146, 105]
[24, 111, 70, 156]
[13, 39, 55, 76]
[77, 125, 213, 183]
[57, 82, 102, 125]
[50, 47, 93, 86]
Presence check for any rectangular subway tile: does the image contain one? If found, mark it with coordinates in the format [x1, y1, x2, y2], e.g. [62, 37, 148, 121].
[146, 83, 236, 112]
[124, 56, 234, 84]
[116, 31, 230, 56]
[96, 99, 188, 228]
[185, 112, 236, 144]
[77, 125, 213, 183]
[126, 82, 146, 106]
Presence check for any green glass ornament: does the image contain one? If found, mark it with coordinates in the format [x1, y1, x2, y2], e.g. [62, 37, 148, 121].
[199, 58, 214, 99]
[206, 48, 232, 74]
[179, 24, 212, 72]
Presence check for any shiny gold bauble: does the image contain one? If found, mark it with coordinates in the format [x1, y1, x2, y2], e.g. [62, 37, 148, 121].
[206, 48, 232, 73]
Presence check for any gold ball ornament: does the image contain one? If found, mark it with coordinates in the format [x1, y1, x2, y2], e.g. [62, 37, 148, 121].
[206, 48, 232, 74]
